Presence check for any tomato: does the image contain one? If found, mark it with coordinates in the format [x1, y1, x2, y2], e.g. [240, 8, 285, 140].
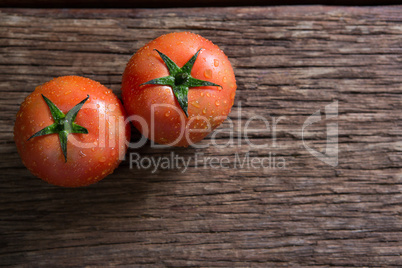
[122, 32, 236, 147]
[14, 76, 130, 187]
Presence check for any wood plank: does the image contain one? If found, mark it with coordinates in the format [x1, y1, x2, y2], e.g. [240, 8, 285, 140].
[1, 6, 401, 267]
[0, 0, 400, 8]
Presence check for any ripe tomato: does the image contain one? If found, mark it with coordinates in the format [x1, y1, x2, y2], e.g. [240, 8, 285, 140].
[122, 32, 236, 147]
[14, 76, 130, 187]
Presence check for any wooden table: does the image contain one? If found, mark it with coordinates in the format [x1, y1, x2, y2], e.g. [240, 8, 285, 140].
[1, 6, 401, 267]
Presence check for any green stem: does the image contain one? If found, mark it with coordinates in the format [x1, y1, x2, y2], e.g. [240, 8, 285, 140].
[28, 94, 89, 162]
[140, 49, 222, 117]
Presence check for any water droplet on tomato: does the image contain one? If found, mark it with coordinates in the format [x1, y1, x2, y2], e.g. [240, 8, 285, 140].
[214, 59, 219, 67]
[108, 104, 116, 111]
[204, 69, 213, 79]
[200, 92, 204, 97]
[191, 101, 200, 108]
[165, 111, 170, 117]
[215, 100, 220, 106]
[99, 156, 106, 163]
[223, 76, 227, 83]
[202, 108, 207, 114]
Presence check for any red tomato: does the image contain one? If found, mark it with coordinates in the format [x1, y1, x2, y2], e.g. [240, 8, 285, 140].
[122, 32, 236, 147]
[14, 76, 130, 187]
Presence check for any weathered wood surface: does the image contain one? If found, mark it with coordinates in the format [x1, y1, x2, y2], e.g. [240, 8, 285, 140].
[1, 0, 400, 8]
[1, 6, 401, 267]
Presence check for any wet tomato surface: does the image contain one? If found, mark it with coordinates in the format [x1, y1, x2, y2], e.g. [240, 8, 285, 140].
[14, 76, 130, 187]
[122, 32, 237, 147]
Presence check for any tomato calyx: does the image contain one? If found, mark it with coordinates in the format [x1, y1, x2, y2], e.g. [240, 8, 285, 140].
[28, 94, 89, 163]
[140, 49, 222, 117]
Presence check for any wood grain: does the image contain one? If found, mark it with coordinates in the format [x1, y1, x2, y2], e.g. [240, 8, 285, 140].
[1, 6, 402, 267]
[1, 0, 400, 8]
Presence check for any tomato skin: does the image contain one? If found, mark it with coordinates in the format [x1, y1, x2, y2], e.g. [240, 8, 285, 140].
[14, 76, 130, 187]
[122, 32, 236, 147]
